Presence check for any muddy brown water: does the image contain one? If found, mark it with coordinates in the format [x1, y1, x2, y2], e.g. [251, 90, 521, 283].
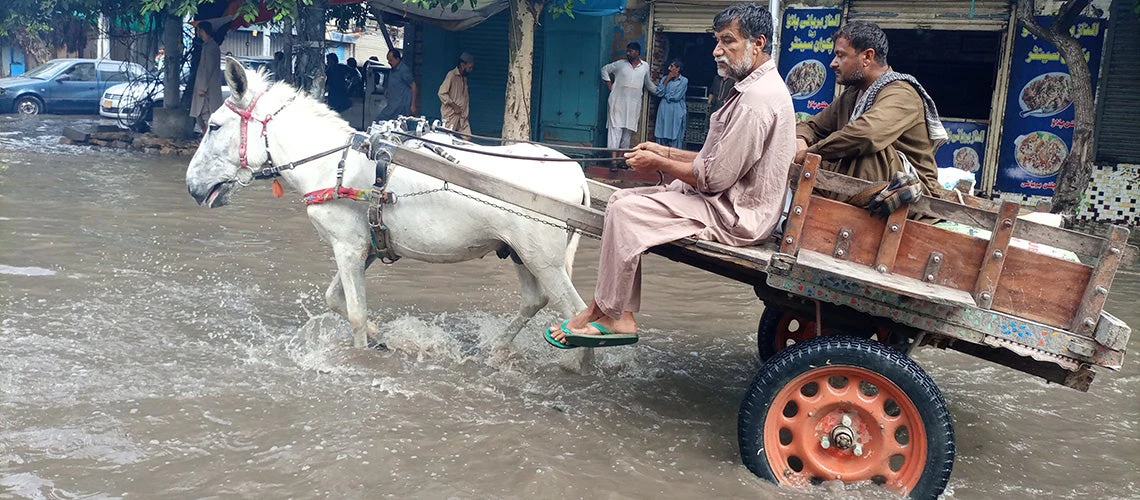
[1, 115, 1137, 499]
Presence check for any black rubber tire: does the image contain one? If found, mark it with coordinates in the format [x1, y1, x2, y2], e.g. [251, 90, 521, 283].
[738, 335, 955, 500]
[15, 95, 42, 115]
[756, 305, 786, 361]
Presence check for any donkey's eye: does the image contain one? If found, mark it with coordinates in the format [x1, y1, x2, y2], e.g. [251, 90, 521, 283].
[208, 123, 220, 132]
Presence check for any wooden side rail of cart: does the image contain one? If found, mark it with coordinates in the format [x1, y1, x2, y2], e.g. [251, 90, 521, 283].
[586, 155, 1135, 390]
[391, 145, 1134, 390]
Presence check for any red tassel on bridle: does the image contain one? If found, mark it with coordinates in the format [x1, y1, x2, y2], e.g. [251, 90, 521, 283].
[272, 179, 284, 198]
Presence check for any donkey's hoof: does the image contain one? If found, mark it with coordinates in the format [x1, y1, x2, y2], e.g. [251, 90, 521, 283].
[368, 339, 389, 351]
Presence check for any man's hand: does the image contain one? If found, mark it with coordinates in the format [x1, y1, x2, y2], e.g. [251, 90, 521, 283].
[623, 148, 659, 172]
[632, 141, 666, 157]
[606, 81, 613, 91]
[794, 137, 809, 164]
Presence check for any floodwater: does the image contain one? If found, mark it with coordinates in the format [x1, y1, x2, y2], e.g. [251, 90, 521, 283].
[1, 115, 1137, 500]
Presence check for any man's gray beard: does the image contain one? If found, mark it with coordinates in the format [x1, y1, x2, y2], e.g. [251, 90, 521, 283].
[727, 51, 755, 80]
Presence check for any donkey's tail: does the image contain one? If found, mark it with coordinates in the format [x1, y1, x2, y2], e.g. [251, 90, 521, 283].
[564, 181, 591, 278]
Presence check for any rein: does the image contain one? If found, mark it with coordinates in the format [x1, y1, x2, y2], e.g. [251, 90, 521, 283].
[223, 93, 353, 187]
[432, 124, 633, 155]
[391, 130, 630, 165]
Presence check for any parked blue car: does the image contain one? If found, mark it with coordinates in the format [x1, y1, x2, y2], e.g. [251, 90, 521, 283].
[0, 58, 147, 115]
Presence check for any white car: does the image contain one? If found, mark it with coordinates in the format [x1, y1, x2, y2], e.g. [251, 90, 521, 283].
[100, 57, 272, 130]
[99, 74, 169, 129]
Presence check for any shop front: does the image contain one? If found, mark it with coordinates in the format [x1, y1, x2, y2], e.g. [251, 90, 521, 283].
[643, 0, 1132, 226]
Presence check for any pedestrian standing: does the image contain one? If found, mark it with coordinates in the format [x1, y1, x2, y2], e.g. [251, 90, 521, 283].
[324, 53, 352, 112]
[190, 21, 225, 137]
[438, 52, 474, 135]
[345, 57, 364, 96]
[271, 50, 292, 84]
[653, 59, 688, 148]
[375, 49, 418, 122]
[600, 42, 654, 152]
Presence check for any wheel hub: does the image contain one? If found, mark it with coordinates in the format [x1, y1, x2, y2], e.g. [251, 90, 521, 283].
[761, 365, 931, 492]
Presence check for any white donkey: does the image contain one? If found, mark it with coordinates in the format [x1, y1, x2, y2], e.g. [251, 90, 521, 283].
[186, 57, 589, 348]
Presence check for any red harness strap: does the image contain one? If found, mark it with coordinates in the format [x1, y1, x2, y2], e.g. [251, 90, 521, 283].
[223, 93, 278, 171]
[301, 186, 374, 205]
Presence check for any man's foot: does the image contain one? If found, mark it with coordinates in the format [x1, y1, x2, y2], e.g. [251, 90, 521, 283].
[563, 321, 639, 348]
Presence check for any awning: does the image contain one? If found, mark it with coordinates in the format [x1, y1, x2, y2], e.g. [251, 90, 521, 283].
[366, 0, 624, 31]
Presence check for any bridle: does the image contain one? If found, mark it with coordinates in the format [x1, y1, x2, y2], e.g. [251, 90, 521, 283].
[222, 92, 355, 187]
[220, 89, 401, 262]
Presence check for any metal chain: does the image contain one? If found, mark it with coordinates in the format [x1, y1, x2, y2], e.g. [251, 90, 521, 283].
[399, 182, 601, 240]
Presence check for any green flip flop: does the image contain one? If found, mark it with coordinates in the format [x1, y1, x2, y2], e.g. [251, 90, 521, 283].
[543, 320, 577, 349]
[563, 322, 639, 348]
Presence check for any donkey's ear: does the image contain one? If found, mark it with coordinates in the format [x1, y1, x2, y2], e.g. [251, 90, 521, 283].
[224, 56, 248, 100]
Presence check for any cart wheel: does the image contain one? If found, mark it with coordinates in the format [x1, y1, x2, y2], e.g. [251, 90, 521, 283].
[756, 306, 818, 361]
[738, 335, 954, 499]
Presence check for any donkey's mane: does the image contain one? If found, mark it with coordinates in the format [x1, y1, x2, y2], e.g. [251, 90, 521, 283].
[234, 67, 355, 136]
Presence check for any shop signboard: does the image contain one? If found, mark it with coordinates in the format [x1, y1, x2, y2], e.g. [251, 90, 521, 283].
[778, 6, 841, 122]
[995, 16, 1105, 196]
[936, 119, 988, 189]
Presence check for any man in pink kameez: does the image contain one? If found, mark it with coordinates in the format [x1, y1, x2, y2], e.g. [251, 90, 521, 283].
[545, 3, 796, 348]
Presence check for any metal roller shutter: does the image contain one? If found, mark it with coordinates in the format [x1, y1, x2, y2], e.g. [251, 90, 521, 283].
[1095, 0, 1140, 164]
[651, 0, 741, 33]
[454, 13, 510, 136]
[848, 0, 1012, 31]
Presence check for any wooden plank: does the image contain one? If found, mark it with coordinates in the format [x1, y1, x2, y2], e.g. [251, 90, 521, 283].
[795, 249, 978, 308]
[392, 146, 606, 236]
[800, 196, 886, 266]
[693, 239, 778, 268]
[1070, 225, 1129, 334]
[780, 154, 821, 254]
[1094, 310, 1132, 351]
[893, 221, 987, 291]
[973, 202, 1019, 308]
[795, 166, 1133, 265]
[873, 205, 909, 273]
[991, 245, 1091, 329]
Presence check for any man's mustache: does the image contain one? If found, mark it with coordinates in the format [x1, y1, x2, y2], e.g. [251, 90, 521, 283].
[715, 56, 729, 64]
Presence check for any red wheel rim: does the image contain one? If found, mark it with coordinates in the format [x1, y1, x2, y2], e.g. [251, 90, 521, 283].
[773, 312, 817, 351]
[762, 365, 928, 493]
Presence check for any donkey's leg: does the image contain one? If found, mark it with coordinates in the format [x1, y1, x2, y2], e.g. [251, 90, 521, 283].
[324, 255, 381, 346]
[326, 243, 375, 348]
[519, 261, 585, 324]
[325, 271, 349, 318]
[502, 263, 549, 344]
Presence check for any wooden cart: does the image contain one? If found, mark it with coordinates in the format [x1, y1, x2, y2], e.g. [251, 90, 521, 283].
[390, 144, 1136, 500]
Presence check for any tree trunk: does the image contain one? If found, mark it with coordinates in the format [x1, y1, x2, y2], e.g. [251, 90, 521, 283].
[1048, 33, 1095, 216]
[1016, 0, 1095, 218]
[502, 0, 544, 141]
[281, 18, 295, 85]
[162, 11, 183, 108]
[295, 0, 329, 97]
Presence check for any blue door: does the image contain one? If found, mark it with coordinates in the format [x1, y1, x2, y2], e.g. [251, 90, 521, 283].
[54, 62, 99, 113]
[539, 15, 605, 146]
[9, 48, 25, 76]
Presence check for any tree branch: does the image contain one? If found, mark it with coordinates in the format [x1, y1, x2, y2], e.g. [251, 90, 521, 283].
[1015, 0, 1052, 41]
[1054, 0, 1091, 33]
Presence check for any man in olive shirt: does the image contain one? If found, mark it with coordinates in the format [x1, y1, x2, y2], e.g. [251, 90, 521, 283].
[794, 21, 946, 198]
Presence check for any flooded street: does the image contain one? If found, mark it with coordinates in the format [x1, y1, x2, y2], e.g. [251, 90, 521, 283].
[1, 115, 1137, 499]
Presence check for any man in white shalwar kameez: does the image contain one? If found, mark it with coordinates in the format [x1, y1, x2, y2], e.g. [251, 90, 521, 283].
[600, 42, 655, 150]
[545, 3, 795, 349]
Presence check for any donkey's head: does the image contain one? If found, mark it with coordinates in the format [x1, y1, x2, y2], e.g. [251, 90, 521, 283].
[186, 56, 276, 208]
